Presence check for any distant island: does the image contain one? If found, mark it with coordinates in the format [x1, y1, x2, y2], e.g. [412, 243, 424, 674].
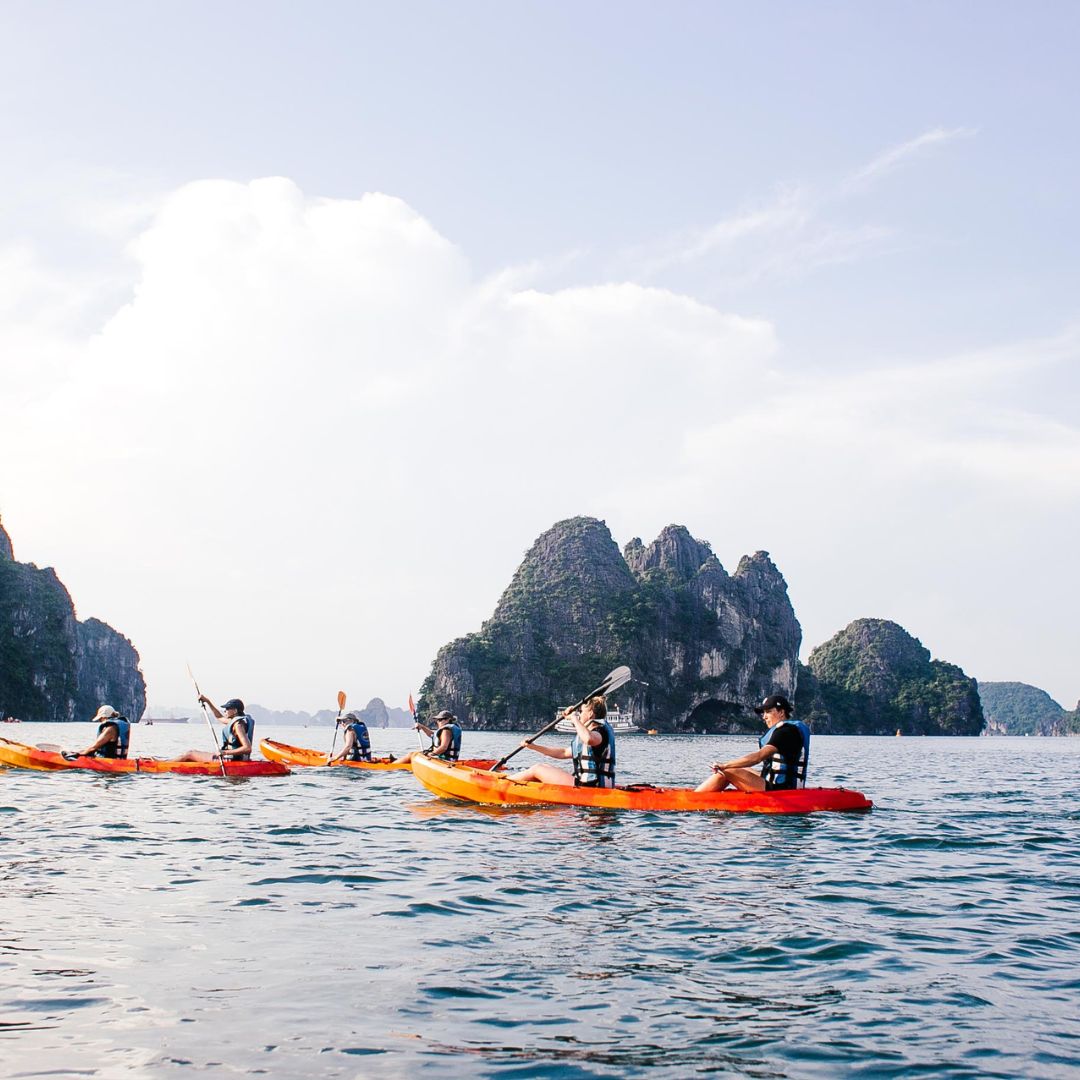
[145, 698, 414, 728]
[978, 682, 1080, 736]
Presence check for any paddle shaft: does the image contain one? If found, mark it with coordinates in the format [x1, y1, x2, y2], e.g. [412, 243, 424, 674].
[187, 665, 227, 778]
[492, 665, 631, 771]
[327, 690, 346, 764]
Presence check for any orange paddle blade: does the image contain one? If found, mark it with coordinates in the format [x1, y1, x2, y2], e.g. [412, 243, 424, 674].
[408, 694, 415, 715]
[337, 690, 346, 711]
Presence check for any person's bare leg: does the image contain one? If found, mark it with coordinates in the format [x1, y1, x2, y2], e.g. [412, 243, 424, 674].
[507, 763, 575, 785]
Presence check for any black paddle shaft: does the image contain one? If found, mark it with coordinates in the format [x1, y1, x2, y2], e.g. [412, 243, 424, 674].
[492, 665, 631, 771]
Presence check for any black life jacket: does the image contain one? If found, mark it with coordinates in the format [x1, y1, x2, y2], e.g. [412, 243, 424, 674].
[221, 714, 255, 760]
[759, 720, 810, 789]
[345, 720, 372, 761]
[432, 722, 462, 761]
[571, 720, 616, 788]
[93, 717, 130, 759]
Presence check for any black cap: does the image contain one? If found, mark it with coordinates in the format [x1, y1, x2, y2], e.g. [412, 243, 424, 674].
[754, 694, 792, 716]
[221, 698, 245, 712]
[431, 710, 455, 722]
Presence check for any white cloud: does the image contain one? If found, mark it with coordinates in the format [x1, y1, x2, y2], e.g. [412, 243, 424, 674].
[844, 126, 977, 192]
[2, 178, 1077, 710]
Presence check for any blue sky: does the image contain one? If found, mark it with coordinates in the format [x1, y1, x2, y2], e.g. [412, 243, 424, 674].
[2, 2, 1077, 709]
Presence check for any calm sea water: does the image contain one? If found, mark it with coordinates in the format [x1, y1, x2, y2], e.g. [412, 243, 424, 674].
[1, 725, 1077, 1079]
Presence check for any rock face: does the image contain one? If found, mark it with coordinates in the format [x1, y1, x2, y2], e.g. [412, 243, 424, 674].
[796, 618, 983, 735]
[358, 697, 391, 729]
[0, 518, 146, 722]
[419, 517, 800, 732]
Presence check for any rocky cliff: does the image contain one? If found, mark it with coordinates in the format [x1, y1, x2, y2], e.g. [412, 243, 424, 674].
[795, 618, 983, 735]
[0, 518, 146, 722]
[419, 517, 800, 732]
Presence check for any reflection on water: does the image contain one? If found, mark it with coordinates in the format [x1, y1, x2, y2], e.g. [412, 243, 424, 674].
[1, 726, 1078, 1078]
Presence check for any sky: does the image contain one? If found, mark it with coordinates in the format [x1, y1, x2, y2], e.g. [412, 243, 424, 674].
[2, 1, 1078, 711]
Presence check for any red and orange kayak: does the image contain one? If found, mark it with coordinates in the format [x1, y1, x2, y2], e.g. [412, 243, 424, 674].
[259, 739, 497, 772]
[0, 738, 289, 777]
[410, 754, 872, 814]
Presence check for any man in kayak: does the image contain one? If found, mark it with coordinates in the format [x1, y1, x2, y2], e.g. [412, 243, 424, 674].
[71, 705, 131, 759]
[507, 696, 616, 788]
[329, 711, 373, 763]
[393, 710, 462, 766]
[695, 694, 809, 792]
[176, 697, 255, 762]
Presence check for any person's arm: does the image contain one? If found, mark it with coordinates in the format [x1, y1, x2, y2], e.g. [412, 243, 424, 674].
[432, 728, 452, 755]
[711, 743, 776, 772]
[330, 728, 355, 764]
[221, 718, 251, 759]
[199, 695, 223, 720]
[75, 725, 116, 757]
[520, 740, 572, 760]
[572, 714, 602, 747]
[415, 722, 434, 738]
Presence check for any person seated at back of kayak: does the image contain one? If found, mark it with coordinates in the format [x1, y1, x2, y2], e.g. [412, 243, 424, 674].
[507, 696, 616, 788]
[393, 710, 462, 766]
[176, 697, 255, 762]
[72, 705, 131, 759]
[695, 694, 809, 793]
[329, 711, 373, 763]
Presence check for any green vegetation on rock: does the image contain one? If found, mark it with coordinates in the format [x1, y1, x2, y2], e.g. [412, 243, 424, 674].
[798, 619, 983, 735]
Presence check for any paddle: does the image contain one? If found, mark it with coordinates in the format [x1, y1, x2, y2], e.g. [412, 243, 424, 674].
[492, 665, 632, 772]
[409, 694, 424, 749]
[326, 690, 346, 765]
[187, 664, 228, 778]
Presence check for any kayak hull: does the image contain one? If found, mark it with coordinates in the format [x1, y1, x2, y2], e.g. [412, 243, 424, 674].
[0, 738, 289, 776]
[410, 754, 872, 814]
[259, 739, 495, 772]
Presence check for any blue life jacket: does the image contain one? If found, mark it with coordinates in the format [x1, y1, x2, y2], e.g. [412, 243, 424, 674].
[432, 722, 462, 761]
[94, 717, 130, 759]
[759, 720, 810, 789]
[345, 720, 372, 761]
[571, 719, 616, 788]
[221, 714, 255, 760]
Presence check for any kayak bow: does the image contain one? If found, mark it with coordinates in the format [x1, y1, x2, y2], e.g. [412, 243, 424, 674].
[410, 754, 872, 814]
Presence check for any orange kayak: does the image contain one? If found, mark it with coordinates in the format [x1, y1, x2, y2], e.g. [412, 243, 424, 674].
[259, 739, 496, 772]
[410, 754, 872, 814]
[0, 737, 289, 776]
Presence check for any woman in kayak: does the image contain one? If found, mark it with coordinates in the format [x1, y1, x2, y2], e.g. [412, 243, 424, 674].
[695, 694, 809, 792]
[329, 711, 373, 763]
[393, 710, 462, 766]
[72, 705, 131, 759]
[507, 696, 616, 788]
[176, 697, 255, 762]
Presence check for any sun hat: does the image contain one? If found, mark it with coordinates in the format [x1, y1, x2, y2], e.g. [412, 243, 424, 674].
[92, 705, 120, 722]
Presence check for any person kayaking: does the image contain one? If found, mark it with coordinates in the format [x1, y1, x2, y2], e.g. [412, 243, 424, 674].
[695, 693, 809, 792]
[329, 711, 373, 763]
[394, 710, 462, 766]
[71, 705, 131, 759]
[176, 697, 255, 762]
[507, 695, 616, 788]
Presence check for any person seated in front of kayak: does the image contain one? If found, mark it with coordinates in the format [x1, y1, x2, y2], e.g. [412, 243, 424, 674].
[393, 710, 462, 766]
[507, 696, 616, 788]
[72, 705, 131, 759]
[176, 697, 254, 762]
[695, 694, 809, 793]
[329, 711, 373, 763]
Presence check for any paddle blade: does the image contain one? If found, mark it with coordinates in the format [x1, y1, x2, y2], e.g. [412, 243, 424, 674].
[337, 690, 346, 712]
[598, 665, 632, 698]
[408, 694, 415, 716]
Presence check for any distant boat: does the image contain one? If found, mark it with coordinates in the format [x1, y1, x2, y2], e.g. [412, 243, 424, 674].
[556, 705, 640, 734]
[141, 717, 191, 725]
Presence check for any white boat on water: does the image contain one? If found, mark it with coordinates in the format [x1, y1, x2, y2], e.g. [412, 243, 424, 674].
[555, 705, 640, 734]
